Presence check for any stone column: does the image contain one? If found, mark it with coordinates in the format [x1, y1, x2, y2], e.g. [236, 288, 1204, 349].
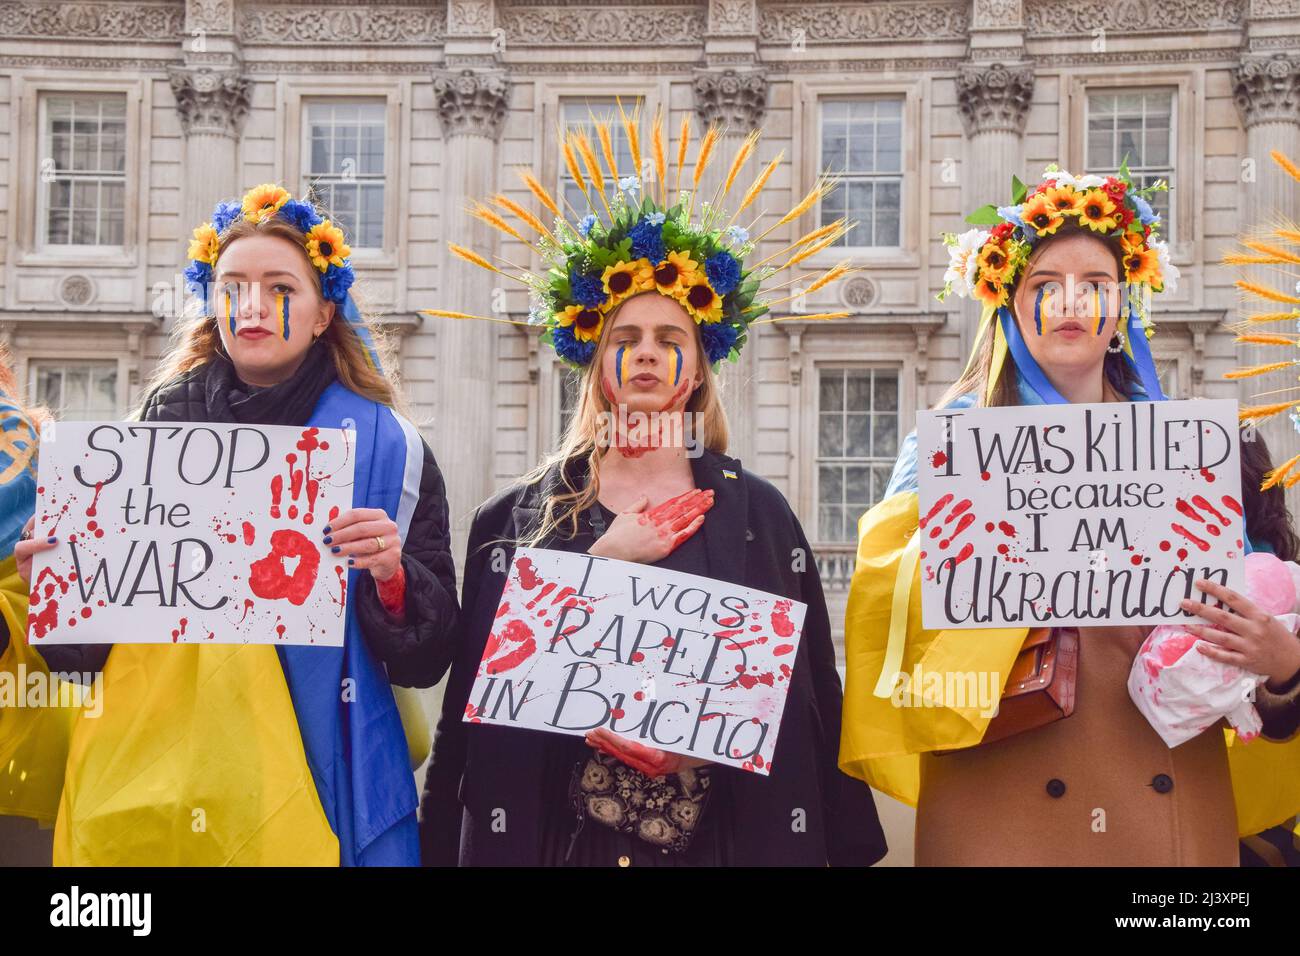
[431, 65, 510, 563]
[695, 0, 765, 465]
[955, 0, 1034, 391]
[1233, 49, 1300, 516]
[170, 1, 249, 233]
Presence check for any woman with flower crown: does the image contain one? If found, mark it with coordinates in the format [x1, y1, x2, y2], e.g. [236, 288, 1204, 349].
[839, 163, 1300, 865]
[419, 109, 886, 866]
[12, 184, 459, 866]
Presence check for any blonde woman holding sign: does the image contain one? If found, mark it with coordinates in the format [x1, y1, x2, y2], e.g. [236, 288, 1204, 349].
[420, 113, 885, 867]
[842, 166, 1300, 865]
[14, 186, 458, 866]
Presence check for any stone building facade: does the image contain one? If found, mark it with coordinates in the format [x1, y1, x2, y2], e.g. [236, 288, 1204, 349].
[3, 0, 1300, 651]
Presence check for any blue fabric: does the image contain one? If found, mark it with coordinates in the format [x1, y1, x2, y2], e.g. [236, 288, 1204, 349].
[276, 380, 420, 866]
[0, 397, 38, 557]
[342, 293, 384, 374]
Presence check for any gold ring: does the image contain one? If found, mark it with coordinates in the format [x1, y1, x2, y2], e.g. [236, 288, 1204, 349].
[374, 535, 386, 552]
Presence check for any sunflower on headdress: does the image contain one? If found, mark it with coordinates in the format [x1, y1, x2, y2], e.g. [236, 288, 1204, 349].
[305, 221, 351, 272]
[976, 241, 1016, 283]
[187, 222, 219, 266]
[1122, 245, 1162, 286]
[680, 274, 724, 324]
[1042, 184, 1084, 218]
[242, 184, 291, 224]
[556, 304, 606, 344]
[652, 250, 699, 298]
[972, 275, 1010, 309]
[1021, 193, 1067, 238]
[602, 258, 655, 309]
[1077, 188, 1121, 233]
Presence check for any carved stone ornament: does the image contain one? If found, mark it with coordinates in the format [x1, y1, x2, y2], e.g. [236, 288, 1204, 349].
[432, 68, 510, 140]
[956, 60, 1034, 136]
[168, 65, 251, 139]
[1234, 53, 1300, 129]
[693, 68, 768, 131]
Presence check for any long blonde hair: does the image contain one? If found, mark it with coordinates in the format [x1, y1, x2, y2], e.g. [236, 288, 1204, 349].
[0, 341, 52, 433]
[135, 217, 412, 421]
[518, 292, 730, 547]
[935, 223, 1140, 410]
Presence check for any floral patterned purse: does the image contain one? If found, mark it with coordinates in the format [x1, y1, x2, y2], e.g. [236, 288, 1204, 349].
[568, 751, 712, 854]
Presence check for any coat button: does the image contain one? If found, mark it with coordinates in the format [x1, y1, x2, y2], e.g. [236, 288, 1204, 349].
[1151, 773, 1174, 794]
[1045, 778, 1066, 798]
[745, 529, 755, 541]
[617, 855, 630, 867]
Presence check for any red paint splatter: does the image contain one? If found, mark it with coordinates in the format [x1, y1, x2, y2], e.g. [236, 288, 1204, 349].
[1175, 498, 1204, 524]
[1221, 495, 1242, 517]
[1200, 468, 1215, 482]
[483, 618, 537, 674]
[998, 520, 1016, 537]
[516, 557, 542, 590]
[773, 644, 794, 656]
[771, 599, 795, 638]
[930, 449, 948, 468]
[85, 480, 104, 517]
[242, 521, 256, 546]
[980, 471, 991, 481]
[1171, 523, 1210, 552]
[919, 493, 953, 529]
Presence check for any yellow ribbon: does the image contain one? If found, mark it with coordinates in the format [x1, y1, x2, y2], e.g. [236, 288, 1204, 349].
[872, 526, 921, 698]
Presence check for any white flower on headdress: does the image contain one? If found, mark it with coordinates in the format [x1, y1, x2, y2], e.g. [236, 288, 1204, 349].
[944, 228, 989, 298]
[1153, 240, 1179, 295]
[618, 176, 641, 195]
[1040, 167, 1105, 190]
[527, 302, 549, 326]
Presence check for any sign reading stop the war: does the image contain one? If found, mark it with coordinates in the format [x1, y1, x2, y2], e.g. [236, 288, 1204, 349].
[465, 547, 808, 775]
[27, 420, 356, 646]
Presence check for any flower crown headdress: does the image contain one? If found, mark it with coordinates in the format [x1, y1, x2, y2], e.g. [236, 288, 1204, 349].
[937, 159, 1179, 405]
[422, 102, 857, 368]
[183, 184, 382, 372]
[1221, 150, 1300, 489]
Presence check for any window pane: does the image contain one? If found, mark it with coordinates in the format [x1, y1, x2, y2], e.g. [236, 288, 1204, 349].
[819, 371, 843, 411]
[845, 414, 870, 457]
[818, 413, 843, 457]
[845, 372, 872, 412]
[873, 371, 899, 411]
[873, 413, 898, 458]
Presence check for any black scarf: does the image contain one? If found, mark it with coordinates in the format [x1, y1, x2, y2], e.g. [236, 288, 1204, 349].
[203, 336, 338, 426]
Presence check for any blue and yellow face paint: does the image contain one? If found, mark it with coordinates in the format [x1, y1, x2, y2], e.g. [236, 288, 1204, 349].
[1033, 286, 1049, 335]
[1092, 285, 1105, 336]
[670, 344, 683, 387]
[615, 345, 631, 388]
[223, 285, 238, 335]
[275, 292, 290, 340]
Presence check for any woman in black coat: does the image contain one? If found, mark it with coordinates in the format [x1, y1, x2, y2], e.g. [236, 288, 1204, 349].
[420, 291, 886, 867]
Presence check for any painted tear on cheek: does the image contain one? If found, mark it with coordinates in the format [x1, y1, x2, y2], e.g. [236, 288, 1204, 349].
[225, 287, 238, 335]
[615, 345, 627, 387]
[277, 292, 291, 340]
[672, 345, 682, 387]
[1093, 287, 1105, 336]
[1034, 286, 1045, 336]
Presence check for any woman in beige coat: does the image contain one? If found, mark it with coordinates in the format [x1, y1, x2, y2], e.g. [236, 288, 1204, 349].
[841, 169, 1300, 865]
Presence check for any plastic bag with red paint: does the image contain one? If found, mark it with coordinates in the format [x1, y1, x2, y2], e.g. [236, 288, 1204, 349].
[1128, 552, 1300, 748]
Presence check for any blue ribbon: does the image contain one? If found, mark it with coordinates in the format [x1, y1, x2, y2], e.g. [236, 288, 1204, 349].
[341, 293, 383, 374]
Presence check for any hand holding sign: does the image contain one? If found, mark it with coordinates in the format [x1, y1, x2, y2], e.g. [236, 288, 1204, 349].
[588, 488, 715, 564]
[585, 726, 711, 777]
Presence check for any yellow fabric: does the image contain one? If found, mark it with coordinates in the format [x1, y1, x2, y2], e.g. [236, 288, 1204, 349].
[840, 490, 1026, 805]
[984, 306, 1008, 406]
[839, 491, 1300, 838]
[1226, 728, 1300, 837]
[393, 685, 431, 771]
[0, 554, 83, 825]
[53, 642, 339, 866]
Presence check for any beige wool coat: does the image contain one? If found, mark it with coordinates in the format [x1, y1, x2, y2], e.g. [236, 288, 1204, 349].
[914, 624, 1242, 866]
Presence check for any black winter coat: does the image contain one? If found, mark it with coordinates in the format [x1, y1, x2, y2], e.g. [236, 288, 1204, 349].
[420, 448, 888, 866]
[36, 339, 459, 687]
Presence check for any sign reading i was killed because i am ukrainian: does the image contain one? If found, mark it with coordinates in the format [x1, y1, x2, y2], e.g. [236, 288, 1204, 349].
[465, 547, 807, 775]
[916, 398, 1246, 629]
[27, 420, 356, 646]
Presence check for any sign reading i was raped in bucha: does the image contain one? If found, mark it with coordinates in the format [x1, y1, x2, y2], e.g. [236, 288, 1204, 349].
[915, 398, 1246, 629]
[465, 548, 807, 775]
[27, 421, 355, 646]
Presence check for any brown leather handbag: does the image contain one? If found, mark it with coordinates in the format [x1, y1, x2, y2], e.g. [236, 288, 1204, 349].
[935, 625, 1079, 754]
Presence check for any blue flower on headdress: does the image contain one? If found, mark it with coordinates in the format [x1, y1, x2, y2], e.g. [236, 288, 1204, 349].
[320, 264, 355, 304]
[997, 204, 1034, 243]
[704, 251, 742, 296]
[628, 217, 666, 262]
[723, 225, 749, 248]
[569, 269, 606, 308]
[618, 176, 641, 196]
[211, 200, 243, 233]
[577, 214, 598, 238]
[276, 198, 324, 234]
[699, 322, 740, 364]
[183, 260, 212, 303]
[646, 212, 666, 227]
[553, 323, 598, 366]
[1131, 194, 1159, 227]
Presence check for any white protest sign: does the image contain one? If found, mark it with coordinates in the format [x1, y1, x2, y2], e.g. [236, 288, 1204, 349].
[916, 398, 1245, 628]
[28, 421, 355, 646]
[464, 547, 807, 775]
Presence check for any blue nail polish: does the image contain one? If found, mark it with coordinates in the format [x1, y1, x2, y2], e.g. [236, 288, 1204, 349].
[46, 536, 57, 544]
[347, 558, 355, 566]
[322, 525, 332, 534]
[331, 546, 341, 554]
[323, 535, 332, 544]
